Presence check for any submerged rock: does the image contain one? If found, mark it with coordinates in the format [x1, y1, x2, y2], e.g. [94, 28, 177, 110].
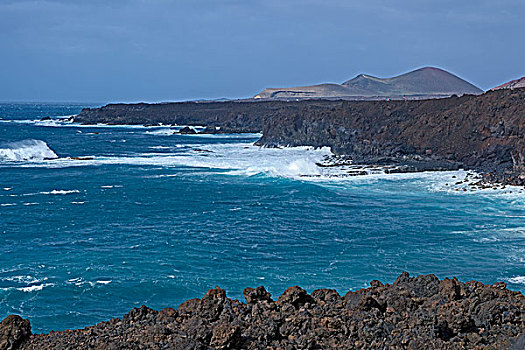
[8, 273, 525, 349]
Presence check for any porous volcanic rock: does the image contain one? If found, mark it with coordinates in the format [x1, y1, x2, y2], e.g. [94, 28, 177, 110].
[0, 315, 31, 350]
[4, 272, 524, 349]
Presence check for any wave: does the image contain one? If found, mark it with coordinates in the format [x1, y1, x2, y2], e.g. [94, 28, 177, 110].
[0, 140, 58, 162]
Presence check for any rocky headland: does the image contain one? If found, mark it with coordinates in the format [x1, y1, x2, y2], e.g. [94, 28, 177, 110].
[75, 88, 525, 186]
[1, 273, 523, 349]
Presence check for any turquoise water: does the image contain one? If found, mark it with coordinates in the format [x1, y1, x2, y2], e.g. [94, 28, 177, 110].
[1, 103, 524, 333]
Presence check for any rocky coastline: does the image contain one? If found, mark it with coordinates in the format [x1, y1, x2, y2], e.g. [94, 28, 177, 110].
[1, 273, 523, 349]
[74, 88, 525, 186]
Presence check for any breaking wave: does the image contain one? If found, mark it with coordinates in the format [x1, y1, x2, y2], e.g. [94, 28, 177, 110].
[0, 140, 58, 162]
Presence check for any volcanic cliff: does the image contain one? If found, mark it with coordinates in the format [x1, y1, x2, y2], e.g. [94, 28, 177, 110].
[75, 88, 525, 186]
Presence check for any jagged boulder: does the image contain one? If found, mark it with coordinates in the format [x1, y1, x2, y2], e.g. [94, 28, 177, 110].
[0, 316, 31, 350]
[243, 286, 273, 304]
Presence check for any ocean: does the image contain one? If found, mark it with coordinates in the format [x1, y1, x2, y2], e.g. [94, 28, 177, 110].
[0, 103, 524, 333]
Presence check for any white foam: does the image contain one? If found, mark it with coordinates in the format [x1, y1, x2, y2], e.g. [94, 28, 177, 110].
[96, 280, 112, 285]
[67, 277, 84, 286]
[0, 119, 175, 129]
[18, 283, 53, 292]
[16, 142, 332, 180]
[3, 275, 43, 284]
[40, 190, 80, 195]
[187, 133, 262, 139]
[3, 135, 523, 198]
[0, 140, 58, 162]
[508, 276, 525, 285]
[145, 128, 176, 136]
[149, 146, 171, 150]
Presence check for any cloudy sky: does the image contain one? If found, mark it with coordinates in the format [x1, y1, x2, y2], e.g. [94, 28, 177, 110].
[0, 0, 523, 102]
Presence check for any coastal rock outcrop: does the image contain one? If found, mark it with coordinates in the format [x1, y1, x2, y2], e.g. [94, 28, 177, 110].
[6, 273, 525, 349]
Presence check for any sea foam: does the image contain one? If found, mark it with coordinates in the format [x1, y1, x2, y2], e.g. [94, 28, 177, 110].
[508, 276, 525, 285]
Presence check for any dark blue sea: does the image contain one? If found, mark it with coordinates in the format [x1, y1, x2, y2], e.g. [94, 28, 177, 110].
[1, 103, 524, 333]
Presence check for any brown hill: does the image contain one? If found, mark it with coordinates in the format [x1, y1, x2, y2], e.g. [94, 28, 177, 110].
[254, 67, 483, 100]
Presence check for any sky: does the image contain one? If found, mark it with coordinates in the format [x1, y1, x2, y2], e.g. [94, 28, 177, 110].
[0, 0, 523, 103]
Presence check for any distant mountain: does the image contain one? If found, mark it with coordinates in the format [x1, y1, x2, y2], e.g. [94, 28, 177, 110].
[491, 77, 525, 91]
[254, 67, 483, 100]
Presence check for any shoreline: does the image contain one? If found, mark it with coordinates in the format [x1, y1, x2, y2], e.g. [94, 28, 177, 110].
[2, 272, 524, 349]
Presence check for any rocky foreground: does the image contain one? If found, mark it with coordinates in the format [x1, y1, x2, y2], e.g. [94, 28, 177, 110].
[1, 273, 524, 349]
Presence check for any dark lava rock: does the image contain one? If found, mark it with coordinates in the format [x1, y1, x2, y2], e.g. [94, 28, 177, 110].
[13, 272, 525, 349]
[0, 315, 31, 350]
